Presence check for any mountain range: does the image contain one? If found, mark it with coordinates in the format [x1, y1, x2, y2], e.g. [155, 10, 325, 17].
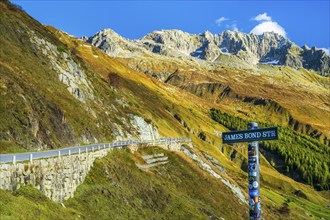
[86, 28, 330, 76]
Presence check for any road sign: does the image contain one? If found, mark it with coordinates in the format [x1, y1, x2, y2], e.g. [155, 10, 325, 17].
[222, 127, 278, 143]
[221, 123, 279, 220]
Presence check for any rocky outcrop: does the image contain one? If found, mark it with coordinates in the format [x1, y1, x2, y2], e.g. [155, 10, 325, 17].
[301, 46, 330, 76]
[130, 115, 160, 141]
[87, 29, 330, 75]
[181, 146, 246, 204]
[141, 30, 200, 57]
[29, 31, 95, 103]
[86, 29, 145, 57]
[136, 153, 169, 169]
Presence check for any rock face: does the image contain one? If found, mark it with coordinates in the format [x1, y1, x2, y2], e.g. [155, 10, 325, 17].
[30, 30, 95, 103]
[301, 46, 330, 75]
[142, 30, 201, 57]
[86, 29, 145, 57]
[130, 115, 160, 141]
[136, 153, 169, 169]
[87, 29, 330, 75]
[181, 146, 246, 204]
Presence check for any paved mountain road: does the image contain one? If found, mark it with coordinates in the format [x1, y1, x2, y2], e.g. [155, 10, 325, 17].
[0, 138, 190, 163]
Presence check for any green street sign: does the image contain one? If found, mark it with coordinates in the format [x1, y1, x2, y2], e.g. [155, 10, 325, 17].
[222, 127, 278, 144]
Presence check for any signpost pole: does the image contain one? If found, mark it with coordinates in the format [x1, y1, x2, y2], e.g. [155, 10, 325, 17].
[248, 122, 261, 220]
[222, 123, 278, 219]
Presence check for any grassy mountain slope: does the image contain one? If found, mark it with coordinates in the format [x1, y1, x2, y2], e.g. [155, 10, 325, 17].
[118, 55, 329, 144]
[0, 1, 329, 219]
[65, 147, 248, 219]
[0, 1, 113, 151]
[65, 147, 330, 219]
[0, 186, 80, 219]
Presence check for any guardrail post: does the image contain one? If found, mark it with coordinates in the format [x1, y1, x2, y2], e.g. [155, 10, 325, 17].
[79, 148, 81, 154]
[68, 149, 71, 156]
[58, 151, 61, 158]
[29, 154, 33, 163]
[12, 155, 16, 165]
[86, 147, 88, 153]
[92, 147, 94, 152]
[98, 146, 100, 151]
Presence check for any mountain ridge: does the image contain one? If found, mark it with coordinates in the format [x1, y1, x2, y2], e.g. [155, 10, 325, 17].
[86, 28, 330, 75]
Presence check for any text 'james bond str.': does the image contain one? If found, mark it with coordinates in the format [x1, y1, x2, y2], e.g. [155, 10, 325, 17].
[222, 127, 278, 143]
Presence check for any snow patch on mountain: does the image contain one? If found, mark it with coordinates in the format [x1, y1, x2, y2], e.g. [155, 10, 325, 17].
[260, 60, 280, 65]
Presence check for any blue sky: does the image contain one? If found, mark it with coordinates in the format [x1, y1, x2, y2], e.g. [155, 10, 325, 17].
[11, 1, 330, 52]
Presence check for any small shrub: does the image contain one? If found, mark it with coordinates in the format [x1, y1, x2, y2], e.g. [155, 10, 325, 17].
[198, 131, 206, 141]
[278, 203, 290, 214]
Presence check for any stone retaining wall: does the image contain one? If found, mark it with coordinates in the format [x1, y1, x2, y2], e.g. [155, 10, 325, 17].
[0, 147, 122, 203]
[0, 141, 192, 203]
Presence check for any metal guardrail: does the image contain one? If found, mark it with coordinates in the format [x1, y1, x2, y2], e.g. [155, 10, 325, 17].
[0, 137, 191, 164]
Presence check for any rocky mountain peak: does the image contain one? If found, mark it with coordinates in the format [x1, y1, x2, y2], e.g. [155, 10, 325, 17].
[142, 29, 198, 45]
[200, 30, 214, 41]
[97, 28, 122, 38]
[86, 28, 138, 57]
[301, 46, 330, 73]
[140, 29, 200, 57]
[220, 29, 241, 37]
[301, 44, 310, 50]
[87, 28, 126, 45]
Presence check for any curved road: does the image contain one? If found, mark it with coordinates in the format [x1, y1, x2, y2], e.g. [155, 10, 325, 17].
[0, 137, 191, 163]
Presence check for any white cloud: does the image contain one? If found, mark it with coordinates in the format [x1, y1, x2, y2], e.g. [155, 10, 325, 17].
[215, 17, 229, 26]
[250, 21, 286, 37]
[320, 48, 330, 55]
[253, 13, 271, 21]
[226, 23, 238, 31]
[250, 13, 286, 37]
